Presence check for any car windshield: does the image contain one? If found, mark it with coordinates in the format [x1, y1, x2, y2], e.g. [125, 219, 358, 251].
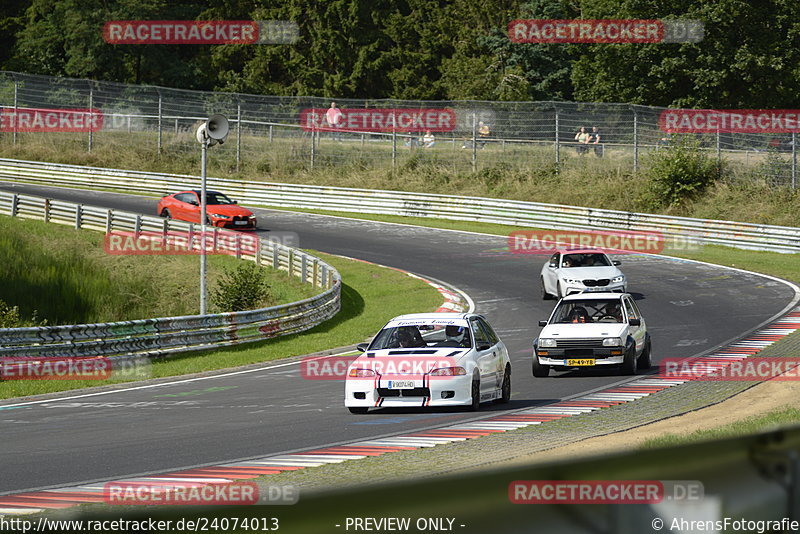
[561, 253, 611, 268]
[369, 323, 472, 350]
[205, 192, 235, 205]
[551, 299, 623, 324]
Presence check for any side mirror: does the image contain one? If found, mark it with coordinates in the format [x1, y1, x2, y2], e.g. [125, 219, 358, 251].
[613, 260, 621, 266]
[629, 318, 641, 326]
[477, 342, 492, 351]
[233, 200, 238, 204]
[538, 320, 548, 327]
[548, 262, 557, 268]
[356, 343, 369, 352]
[189, 200, 199, 206]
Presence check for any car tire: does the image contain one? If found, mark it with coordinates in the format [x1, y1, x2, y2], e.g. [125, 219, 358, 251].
[160, 209, 172, 219]
[621, 345, 638, 375]
[468, 376, 481, 411]
[496, 365, 511, 403]
[348, 407, 369, 414]
[532, 355, 550, 377]
[637, 338, 652, 370]
[541, 277, 553, 300]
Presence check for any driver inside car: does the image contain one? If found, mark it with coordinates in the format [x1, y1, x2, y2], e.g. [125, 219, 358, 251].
[395, 326, 426, 348]
[434, 325, 471, 348]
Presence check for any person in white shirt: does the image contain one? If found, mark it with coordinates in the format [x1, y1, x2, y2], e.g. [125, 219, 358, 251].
[325, 102, 343, 141]
[423, 130, 435, 148]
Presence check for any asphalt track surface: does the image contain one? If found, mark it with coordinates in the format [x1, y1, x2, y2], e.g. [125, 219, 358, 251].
[0, 182, 795, 494]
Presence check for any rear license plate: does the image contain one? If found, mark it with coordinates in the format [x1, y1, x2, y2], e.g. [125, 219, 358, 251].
[388, 380, 415, 389]
[567, 359, 596, 366]
[235, 220, 248, 225]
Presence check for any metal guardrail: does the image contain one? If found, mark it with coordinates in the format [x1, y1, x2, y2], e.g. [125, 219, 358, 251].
[0, 157, 798, 253]
[0, 189, 341, 359]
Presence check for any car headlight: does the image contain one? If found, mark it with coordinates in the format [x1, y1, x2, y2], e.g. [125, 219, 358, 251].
[539, 338, 557, 348]
[348, 368, 376, 377]
[209, 213, 228, 219]
[562, 278, 582, 285]
[429, 367, 467, 376]
[612, 275, 625, 283]
[248, 215, 256, 220]
[603, 337, 622, 347]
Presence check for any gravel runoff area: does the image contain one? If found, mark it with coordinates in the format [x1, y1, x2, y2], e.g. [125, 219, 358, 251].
[258, 329, 800, 495]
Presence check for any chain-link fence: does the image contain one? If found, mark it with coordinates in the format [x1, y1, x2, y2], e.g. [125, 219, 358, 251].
[0, 71, 796, 188]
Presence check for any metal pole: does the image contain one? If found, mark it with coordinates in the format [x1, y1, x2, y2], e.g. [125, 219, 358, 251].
[12, 80, 18, 145]
[310, 126, 316, 169]
[471, 112, 477, 172]
[716, 128, 721, 168]
[793, 132, 797, 189]
[157, 92, 163, 154]
[554, 107, 560, 167]
[88, 85, 93, 153]
[200, 139, 208, 315]
[392, 128, 397, 168]
[633, 108, 639, 173]
[236, 102, 241, 172]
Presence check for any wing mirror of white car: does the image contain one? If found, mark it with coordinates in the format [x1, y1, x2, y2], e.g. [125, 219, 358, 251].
[356, 343, 369, 352]
[629, 318, 641, 326]
[538, 320, 548, 327]
[613, 260, 621, 266]
[548, 262, 557, 268]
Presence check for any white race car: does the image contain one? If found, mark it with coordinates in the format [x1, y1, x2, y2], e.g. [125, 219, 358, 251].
[533, 292, 651, 376]
[540, 248, 626, 299]
[345, 313, 511, 413]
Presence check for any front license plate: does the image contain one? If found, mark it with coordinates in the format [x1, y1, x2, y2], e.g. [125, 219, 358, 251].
[567, 359, 596, 366]
[388, 380, 415, 389]
[235, 220, 248, 225]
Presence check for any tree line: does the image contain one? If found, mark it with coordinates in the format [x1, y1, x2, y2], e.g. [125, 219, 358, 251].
[1, 0, 798, 108]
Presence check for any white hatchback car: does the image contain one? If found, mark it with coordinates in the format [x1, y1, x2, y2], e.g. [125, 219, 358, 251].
[540, 249, 626, 299]
[345, 313, 511, 413]
[533, 292, 651, 376]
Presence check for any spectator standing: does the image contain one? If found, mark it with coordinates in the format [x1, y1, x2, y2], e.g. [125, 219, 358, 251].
[591, 126, 603, 157]
[477, 121, 491, 149]
[575, 127, 590, 154]
[325, 102, 344, 141]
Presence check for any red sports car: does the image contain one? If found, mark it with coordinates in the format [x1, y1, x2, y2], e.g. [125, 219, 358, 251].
[157, 190, 257, 230]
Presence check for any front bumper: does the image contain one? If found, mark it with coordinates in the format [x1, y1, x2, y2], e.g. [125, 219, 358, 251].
[345, 374, 473, 408]
[562, 281, 626, 295]
[536, 347, 625, 367]
[212, 217, 257, 230]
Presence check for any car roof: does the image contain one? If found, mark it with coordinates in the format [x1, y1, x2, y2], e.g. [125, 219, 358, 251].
[556, 248, 610, 255]
[560, 292, 627, 301]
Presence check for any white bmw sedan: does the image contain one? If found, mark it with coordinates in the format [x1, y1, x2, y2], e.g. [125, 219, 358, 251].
[540, 248, 626, 299]
[345, 313, 511, 413]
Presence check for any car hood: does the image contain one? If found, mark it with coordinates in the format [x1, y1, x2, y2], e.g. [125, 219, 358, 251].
[205, 204, 253, 216]
[557, 266, 621, 279]
[539, 323, 627, 339]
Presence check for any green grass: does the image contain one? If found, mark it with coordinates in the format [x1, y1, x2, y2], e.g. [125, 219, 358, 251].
[641, 407, 800, 449]
[0, 251, 442, 399]
[2, 130, 799, 227]
[0, 214, 317, 325]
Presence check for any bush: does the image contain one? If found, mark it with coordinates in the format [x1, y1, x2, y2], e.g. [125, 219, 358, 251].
[642, 136, 721, 209]
[0, 299, 22, 328]
[211, 262, 272, 312]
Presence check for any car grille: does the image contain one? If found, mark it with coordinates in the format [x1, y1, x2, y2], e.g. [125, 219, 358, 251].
[377, 388, 431, 397]
[556, 339, 605, 348]
[583, 279, 610, 287]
